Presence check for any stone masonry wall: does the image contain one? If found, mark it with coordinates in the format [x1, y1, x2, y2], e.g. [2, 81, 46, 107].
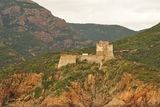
[58, 55, 77, 68]
[105, 44, 114, 60]
[96, 41, 114, 60]
[79, 55, 104, 64]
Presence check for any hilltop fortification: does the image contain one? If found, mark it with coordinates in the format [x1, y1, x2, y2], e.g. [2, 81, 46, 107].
[58, 41, 114, 68]
[96, 41, 114, 58]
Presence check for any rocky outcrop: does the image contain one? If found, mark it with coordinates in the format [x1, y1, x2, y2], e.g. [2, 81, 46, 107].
[0, 73, 43, 106]
[0, 3, 68, 43]
[1, 5, 21, 16]
[39, 73, 160, 107]
[34, 31, 53, 43]
[114, 74, 160, 107]
[1, 72, 160, 107]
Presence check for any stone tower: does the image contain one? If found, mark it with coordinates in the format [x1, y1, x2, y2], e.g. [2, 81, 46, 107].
[96, 41, 114, 60]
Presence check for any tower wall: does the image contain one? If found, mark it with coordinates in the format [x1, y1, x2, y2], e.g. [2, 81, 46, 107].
[58, 54, 77, 68]
[105, 44, 114, 60]
[80, 55, 104, 63]
[96, 41, 114, 59]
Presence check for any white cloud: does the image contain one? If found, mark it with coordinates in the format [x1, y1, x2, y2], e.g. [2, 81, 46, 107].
[33, 0, 160, 30]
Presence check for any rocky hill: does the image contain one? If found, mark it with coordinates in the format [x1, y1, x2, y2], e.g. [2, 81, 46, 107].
[0, 0, 92, 54]
[69, 23, 136, 41]
[0, 0, 92, 66]
[0, 51, 160, 106]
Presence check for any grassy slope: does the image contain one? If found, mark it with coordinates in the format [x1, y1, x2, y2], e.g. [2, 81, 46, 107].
[114, 23, 160, 69]
[0, 0, 49, 66]
[0, 30, 49, 67]
[0, 45, 21, 66]
[69, 23, 136, 41]
[0, 30, 48, 54]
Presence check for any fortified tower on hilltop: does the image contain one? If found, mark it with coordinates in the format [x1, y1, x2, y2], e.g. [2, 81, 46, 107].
[58, 40, 114, 68]
[96, 41, 114, 60]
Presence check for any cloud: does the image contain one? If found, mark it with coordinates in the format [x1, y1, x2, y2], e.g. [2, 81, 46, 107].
[33, 0, 160, 30]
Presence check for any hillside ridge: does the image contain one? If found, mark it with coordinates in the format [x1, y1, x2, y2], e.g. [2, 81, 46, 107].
[114, 22, 160, 69]
[69, 23, 136, 41]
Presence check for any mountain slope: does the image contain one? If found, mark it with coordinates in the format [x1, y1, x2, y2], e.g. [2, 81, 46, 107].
[0, 0, 93, 67]
[69, 23, 136, 41]
[0, 0, 87, 55]
[115, 23, 160, 69]
[0, 43, 22, 67]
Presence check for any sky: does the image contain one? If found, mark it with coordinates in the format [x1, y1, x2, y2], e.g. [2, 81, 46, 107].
[33, 0, 160, 31]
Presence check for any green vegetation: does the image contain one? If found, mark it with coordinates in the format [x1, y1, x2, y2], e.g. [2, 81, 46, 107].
[0, 44, 22, 67]
[2, 22, 160, 90]
[34, 87, 42, 99]
[114, 23, 160, 69]
[0, 53, 59, 79]
[0, 30, 47, 53]
[103, 59, 160, 84]
[1, 50, 160, 96]
[53, 61, 99, 95]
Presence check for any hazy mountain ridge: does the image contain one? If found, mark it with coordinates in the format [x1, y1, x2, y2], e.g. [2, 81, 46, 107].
[69, 23, 137, 41]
